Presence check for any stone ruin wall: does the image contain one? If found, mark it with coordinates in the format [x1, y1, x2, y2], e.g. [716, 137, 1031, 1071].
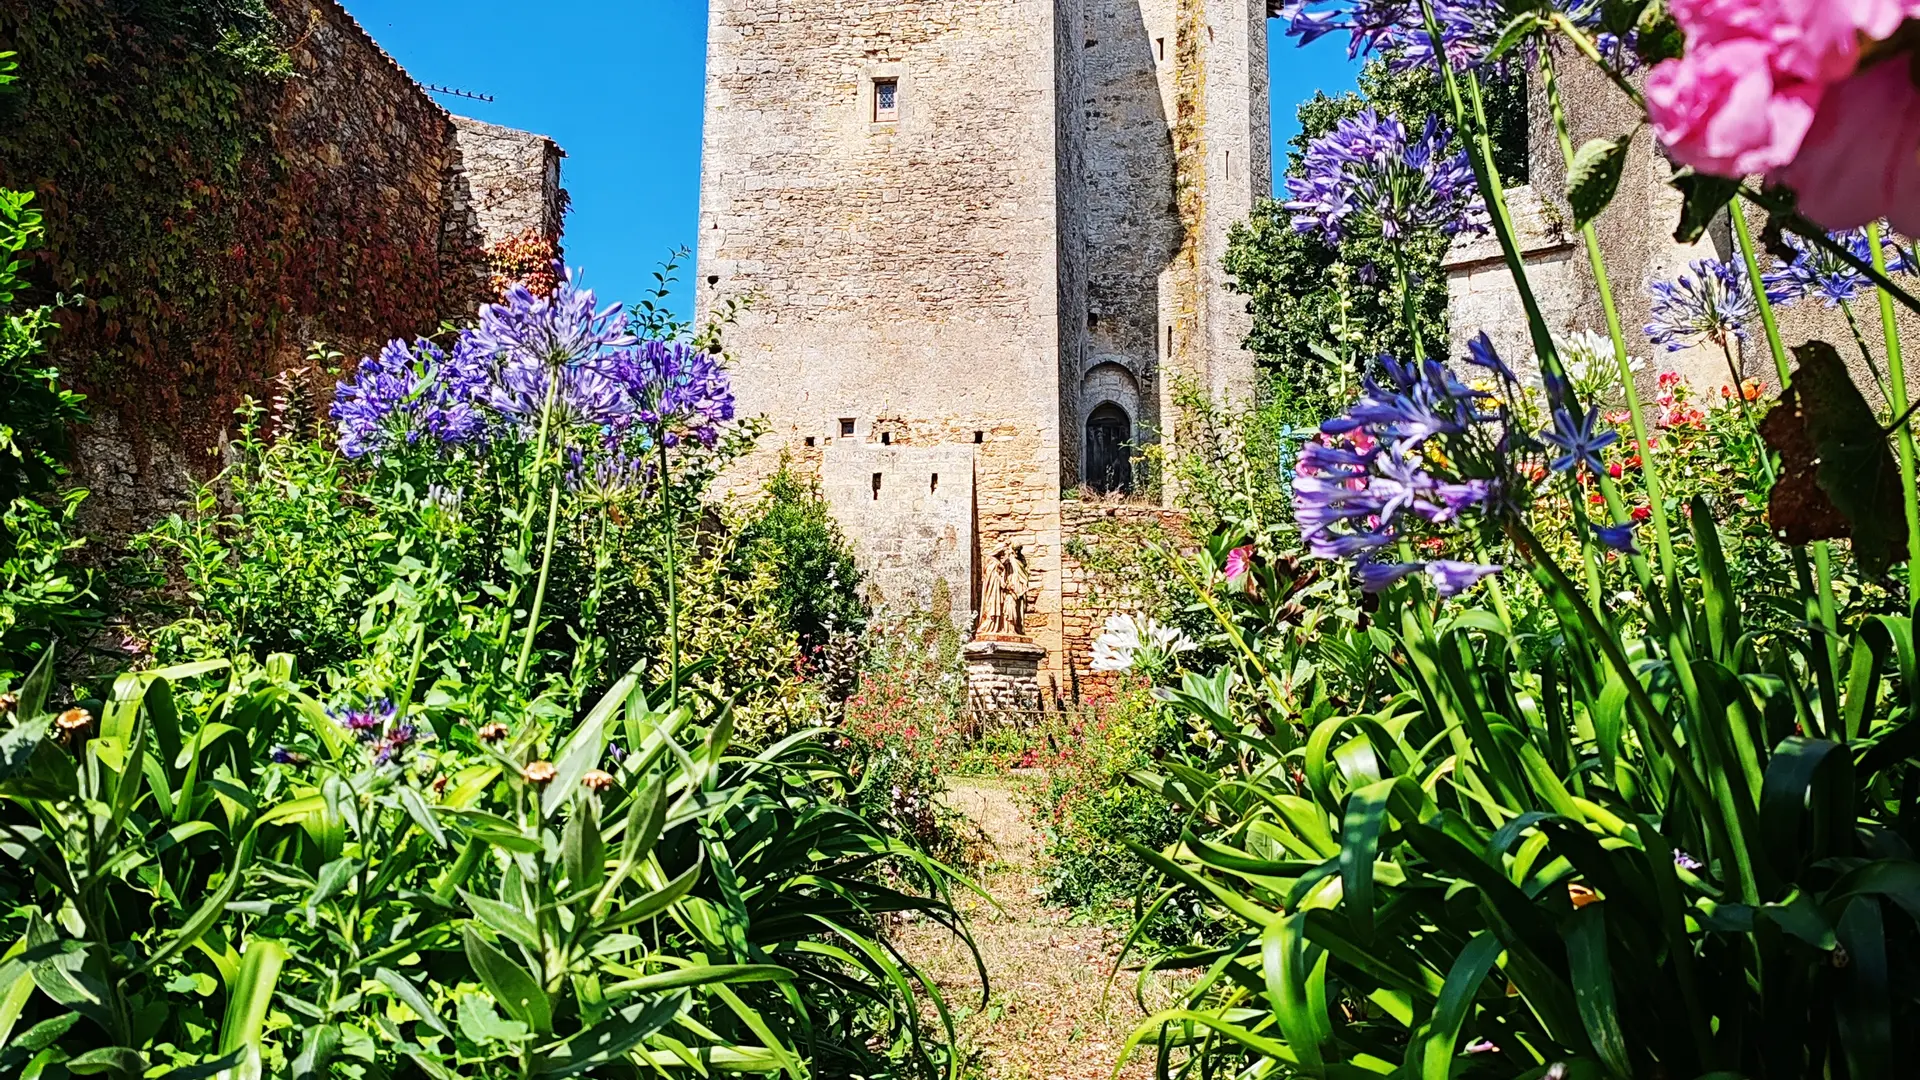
[1059, 501, 1190, 692]
[1444, 46, 1736, 393]
[61, 0, 564, 536]
[698, 0, 1069, 667]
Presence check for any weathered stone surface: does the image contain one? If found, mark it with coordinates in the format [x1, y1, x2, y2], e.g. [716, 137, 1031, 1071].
[964, 636, 1048, 719]
[698, 0, 1268, 673]
[1446, 49, 1741, 393]
[56, 0, 564, 537]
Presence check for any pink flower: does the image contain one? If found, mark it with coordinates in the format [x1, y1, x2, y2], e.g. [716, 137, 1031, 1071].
[1773, 58, 1920, 235]
[1224, 545, 1254, 581]
[1647, 36, 1822, 176]
[1649, 0, 1920, 193]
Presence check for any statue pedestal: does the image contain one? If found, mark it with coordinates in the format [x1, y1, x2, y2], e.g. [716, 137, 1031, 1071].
[964, 635, 1046, 723]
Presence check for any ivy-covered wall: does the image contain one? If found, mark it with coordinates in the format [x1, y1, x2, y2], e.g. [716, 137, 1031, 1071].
[0, 0, 564, 532]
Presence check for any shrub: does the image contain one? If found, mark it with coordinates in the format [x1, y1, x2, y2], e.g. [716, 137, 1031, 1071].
[1111, 10, 1920, 1079]
[0, 266, 978, 1078]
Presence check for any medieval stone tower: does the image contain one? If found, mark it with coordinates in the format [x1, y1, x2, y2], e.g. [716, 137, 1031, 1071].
[698, 0, 1273, 676]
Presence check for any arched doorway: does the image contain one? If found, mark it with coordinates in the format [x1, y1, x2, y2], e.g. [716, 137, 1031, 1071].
[1084, 402, 1133, 494]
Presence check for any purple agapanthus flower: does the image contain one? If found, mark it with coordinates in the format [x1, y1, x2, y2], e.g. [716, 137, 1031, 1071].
[1295, 353, 1501, 593]
[467, 264, 634, 372]
[1357, 559, 1426, 592]
[332, 337, 491, 459]
[1540, 406, 1619, 477]
[568, 447, 654, 500]
[1645, 258, 1757, 353]
[1278, 0, 1627, 74]
[330, 700, 397, 744]
[487, 349, 630, 433]
[1285, 109, 1484, 247]
[1465, 331, 1517, 385]
[614, 340, 737, 448]
[1427, 560, 1502, 597]
[1591, 519, 1641, 554]
[1763, 228, 1914, 308]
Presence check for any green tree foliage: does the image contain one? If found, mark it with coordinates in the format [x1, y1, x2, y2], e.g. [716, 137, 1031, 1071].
[1223, 61, 1527, 422]
[730, 459, 866, 655]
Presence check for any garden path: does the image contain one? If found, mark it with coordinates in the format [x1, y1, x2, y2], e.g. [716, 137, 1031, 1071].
[896, 777, 1164, 1080]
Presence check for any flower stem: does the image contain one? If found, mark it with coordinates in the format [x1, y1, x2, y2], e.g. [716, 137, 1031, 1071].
[1840, 301, 1894, 409]
[659, 438, 680, 711]
[1540, 48, 1670, 607]
[514, 477, 563, 686]
[1868, 221, 1920, 599]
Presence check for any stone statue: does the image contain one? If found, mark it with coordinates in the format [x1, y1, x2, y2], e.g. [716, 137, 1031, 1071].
[975, 541, 1030, 638]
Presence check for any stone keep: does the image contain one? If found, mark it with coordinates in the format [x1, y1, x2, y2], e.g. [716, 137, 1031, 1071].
[697, 0, 1273, 673]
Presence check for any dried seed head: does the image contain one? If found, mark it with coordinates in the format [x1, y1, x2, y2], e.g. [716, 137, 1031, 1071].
[477, 722, 509, 744]
[523, 761, 557, 785]
[432, 774, 449, 795]
[56, 708, 92, 733]
[581, 769, 615, 792]
[1568, 883, 1600, 910]
[0, 693, 16, 715]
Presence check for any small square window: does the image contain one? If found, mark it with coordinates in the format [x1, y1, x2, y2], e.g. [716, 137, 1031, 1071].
[973, 430, 984, 444]
[804, 436, 816, 447]
[880, 431, 892, 445]
[873, 78, 899, 122]
[840, 418, 856, 437]
[871, 472, 883, 500]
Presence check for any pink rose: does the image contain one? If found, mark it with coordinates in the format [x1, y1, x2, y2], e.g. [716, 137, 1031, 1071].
[1671, 0, 1907, 80]
[1647, 36, 1823, 176]
[1773, 58, 1920, 235]
[1224, 545, 1254, 581]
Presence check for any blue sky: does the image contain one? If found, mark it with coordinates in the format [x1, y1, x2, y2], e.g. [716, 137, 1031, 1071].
[346, 1, 1357, 318]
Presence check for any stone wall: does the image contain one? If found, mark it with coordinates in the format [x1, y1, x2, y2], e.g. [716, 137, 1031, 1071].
[697, 0, 1268, 674]
[451, 116, 569, 247]
[819, 444, 977, 632]
[0, 0, 563, 535]
[1445, 47, 1735, 390]
[1059, 500, 1189, 685]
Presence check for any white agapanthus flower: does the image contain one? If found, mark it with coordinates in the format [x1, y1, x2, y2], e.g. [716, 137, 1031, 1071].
[1089, 613, 1197, 673]
[1554, 329, 1646, 402]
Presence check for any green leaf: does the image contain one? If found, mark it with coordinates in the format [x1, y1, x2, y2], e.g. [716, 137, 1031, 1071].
[562, 791, 604, 897]
[64, 1047, 146, 1077]
[25, 922, 113, 1032]
[16, 648, 52, 722]
[1567, 136, 1631, 227]
[459, 890, 540, 952]
[1758, 342, 1910, 575]
[456, 991, 530, 1044]
[463, 925, 552, 1034]
[1670, 171, 1739, 244]
[1835, 896, 1891, 1080]
[1261, 913, 1329, 1076]
[289, 1029, 337, 1080]
[1339, 779, 1395, 942]
[216, 939, 286, 1060]
[395, 784, 447, 848]
[1564, 907, 1633, 1078]
[1485, 13, 1541, 61]
[1419, 933, 1503, 1080]
[375, 967, 452, 1040]
[536, 994, 686, 1078]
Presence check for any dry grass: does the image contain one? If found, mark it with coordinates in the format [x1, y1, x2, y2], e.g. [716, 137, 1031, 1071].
[895, 777, 1176, 1080]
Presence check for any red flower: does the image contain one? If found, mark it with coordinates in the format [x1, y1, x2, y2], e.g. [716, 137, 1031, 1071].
[1631, 504, 1652, 522]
